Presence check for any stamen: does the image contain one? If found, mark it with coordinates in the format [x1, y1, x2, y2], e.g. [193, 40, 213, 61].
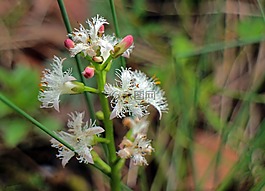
[154, 81, 161, 85]
[152, 74, 161, 85]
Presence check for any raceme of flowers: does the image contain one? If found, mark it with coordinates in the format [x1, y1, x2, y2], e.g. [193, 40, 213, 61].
[38, 14, 168, 167]
[117, 134, 154, 166]
[117, 117, 154, 165]
[50, 111, 104, 167]
[104, 67, 168, 120]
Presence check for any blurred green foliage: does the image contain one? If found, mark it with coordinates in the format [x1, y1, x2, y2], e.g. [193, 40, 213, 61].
[0, 65, 62, 147]
[0, 65, 39, 147]
[237, 17, 265, 39]
[0, 65, 39, 116]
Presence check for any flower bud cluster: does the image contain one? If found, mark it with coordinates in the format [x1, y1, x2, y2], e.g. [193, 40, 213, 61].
[65, 14, 134, 64]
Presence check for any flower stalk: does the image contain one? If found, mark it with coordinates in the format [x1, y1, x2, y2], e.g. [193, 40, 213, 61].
[84, 86, 99, 94]
[96, 69, 121, 190]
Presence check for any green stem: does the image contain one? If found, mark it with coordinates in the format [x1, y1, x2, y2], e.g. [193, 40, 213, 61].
[0, 93, 74, 151]
[96, 70, 121, 190]
[84, 86, 99, 94]
[57, 0, 96, 121]
[94, 137, 110, 144]
[109, 0, 120, 37]
[108, 0, 126, 68]
[91, 151, 111, 175]
[99, 55, 113, 71]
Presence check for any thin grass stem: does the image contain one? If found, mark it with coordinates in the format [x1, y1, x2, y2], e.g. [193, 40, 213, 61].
[176, 35, 265, 59]
[108, 0, 126, 68]
[57, 0, 96, 121]
[257, 0, 265, 23]
[0, 93, 113, 176]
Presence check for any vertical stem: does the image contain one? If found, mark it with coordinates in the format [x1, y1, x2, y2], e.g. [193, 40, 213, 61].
[57, 0, 96, 121]
[108, 0, 126, 68]
[57, 0, 72, 33]
[96, 70, 121, 190]
[108, 0, 120, 37]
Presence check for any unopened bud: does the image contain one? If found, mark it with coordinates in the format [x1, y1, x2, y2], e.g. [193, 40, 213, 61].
[119, 137, 133, 148]
[117, 148, 132, 159]
[122, 117, 133, 128]
[111, 35, 134, 58]
[98, 25, 105, 37]
[95, 111, 104, 120]
[92, 56, 103, 63]
[82, 66, 95, 79]
[64, 38, 75, 49]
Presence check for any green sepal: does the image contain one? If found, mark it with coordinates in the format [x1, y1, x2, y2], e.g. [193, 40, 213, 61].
[71, 81, 85, 93]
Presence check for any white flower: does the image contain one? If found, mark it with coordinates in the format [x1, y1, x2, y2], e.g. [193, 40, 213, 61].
[68, 15, 134, 61]
[86, 14, 109, 41]
[38, 56, 84, 112]
[117, 134, 154, 166]
[69, 15, 112, 60]
[104, 68, 168, 119]
[50, 111, 104, 167]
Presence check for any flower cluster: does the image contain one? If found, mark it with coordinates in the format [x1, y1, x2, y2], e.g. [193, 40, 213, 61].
[104, 67, 168, 120]
[50, 112, 104, 167]
[117, 117, 154, 166]
[38, 14, 168, 168]
[118, 134, 153, 166]
[66, 14, 134, 63]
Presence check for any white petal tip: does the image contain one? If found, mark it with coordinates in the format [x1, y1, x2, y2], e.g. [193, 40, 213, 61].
[110, 110, 117, 120]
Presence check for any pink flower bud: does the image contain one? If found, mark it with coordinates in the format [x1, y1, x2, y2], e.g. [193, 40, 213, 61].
[120, 35, 134, 50]
[82, 67, 95, 79]
[98, 25, 105, 37]
[111, 35, 134, 58]
[64, 38, 75, 49]
[92, 56, 103, 63]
